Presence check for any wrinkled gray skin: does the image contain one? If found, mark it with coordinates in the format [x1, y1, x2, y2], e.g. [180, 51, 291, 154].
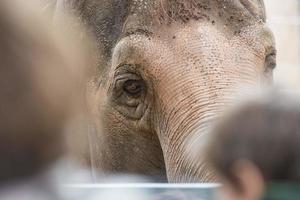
[55, 0, 276, 182]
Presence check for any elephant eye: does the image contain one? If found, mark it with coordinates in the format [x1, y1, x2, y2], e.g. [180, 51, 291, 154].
[123, 79, 144, 96]
[111, 71, 147, 119]
[112, 72, 146, 103]
[263, 49, 276, 83]
[265, 50, 277, 72]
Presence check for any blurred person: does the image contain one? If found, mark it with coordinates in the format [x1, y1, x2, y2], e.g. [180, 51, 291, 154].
[206, 90, 300, 200]
[0, 0, 92, 199]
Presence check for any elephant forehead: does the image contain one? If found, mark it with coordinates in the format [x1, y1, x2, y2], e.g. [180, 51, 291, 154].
[64, 0, 266, 58]
[112, 22, 264, 80]
[106, 0, 265, 21]
[122, 0, 266, 33]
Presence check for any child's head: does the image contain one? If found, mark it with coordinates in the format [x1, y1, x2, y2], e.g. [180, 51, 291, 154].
[206, 91, 300, 200]
[0, 0, 89, 184]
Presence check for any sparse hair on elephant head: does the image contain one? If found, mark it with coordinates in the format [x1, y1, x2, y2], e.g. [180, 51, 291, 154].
[0, 0, 91, 184]
[55, 0, 276, 182]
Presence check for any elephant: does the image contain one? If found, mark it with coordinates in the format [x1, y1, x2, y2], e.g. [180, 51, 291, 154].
[55, 0, 276, 182]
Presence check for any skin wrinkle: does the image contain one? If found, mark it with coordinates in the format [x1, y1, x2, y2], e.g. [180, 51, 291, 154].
[171, 105, 222, 147]
[170, 134, 215, 182]
[178, 120, 221, 181]
[57, 0, 275, 182]
[165, 93, 251, 130]
[163, 93, 211, 139]
[166, 105, 227, 181]
[167, 97, 213, 144]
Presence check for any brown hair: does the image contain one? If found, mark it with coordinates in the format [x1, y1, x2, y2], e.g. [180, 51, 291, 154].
[206, 91, 300, 187]
[0, 0, 88, 184]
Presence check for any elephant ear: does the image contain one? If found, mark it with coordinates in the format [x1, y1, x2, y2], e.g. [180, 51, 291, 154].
[54, 0, 131, 73]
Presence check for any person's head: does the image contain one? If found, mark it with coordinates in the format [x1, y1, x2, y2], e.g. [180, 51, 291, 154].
[206, 90, 300, 200]
[0, 0, 89, 185]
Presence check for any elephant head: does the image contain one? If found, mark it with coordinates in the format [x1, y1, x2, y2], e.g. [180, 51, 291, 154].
[55, 0, 276, 182]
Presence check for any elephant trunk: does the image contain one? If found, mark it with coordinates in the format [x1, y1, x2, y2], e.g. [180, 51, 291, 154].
[155, 85, 239, 182]
[162, 106, 222, 182]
